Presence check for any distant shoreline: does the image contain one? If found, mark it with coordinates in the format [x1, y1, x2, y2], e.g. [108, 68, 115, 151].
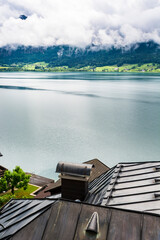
[1, 63, 160, 73]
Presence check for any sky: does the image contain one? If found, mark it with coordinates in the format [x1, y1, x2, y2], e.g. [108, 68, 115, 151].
[0, 0, 160, 48]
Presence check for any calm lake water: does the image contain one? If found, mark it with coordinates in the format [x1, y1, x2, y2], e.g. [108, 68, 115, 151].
[0, 72, 160, 179]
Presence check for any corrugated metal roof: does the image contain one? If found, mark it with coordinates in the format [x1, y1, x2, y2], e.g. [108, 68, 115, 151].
[86, 161, 160, 215]
[2, 200, 160, 240]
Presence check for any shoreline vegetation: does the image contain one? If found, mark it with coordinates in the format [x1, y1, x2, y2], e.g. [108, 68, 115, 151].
[1, 62, 160, 73]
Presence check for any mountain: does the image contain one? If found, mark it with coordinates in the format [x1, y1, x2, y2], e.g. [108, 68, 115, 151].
[0, 41, 160, 67]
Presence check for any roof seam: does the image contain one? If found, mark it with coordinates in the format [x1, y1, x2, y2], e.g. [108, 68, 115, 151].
[105, 165, 123, 206]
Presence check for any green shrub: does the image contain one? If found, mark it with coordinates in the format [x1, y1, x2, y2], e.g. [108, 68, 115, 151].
[0, 195, 15, 208]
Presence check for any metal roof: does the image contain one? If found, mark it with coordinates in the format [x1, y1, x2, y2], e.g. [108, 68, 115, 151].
[86, 161, 160, 215]
[56, 162, 93, 177]
[2, 161, 160, 239]
[45, 159, 109, 194]
[26, 172, 54, 187]
[1, 199, 160, 240]
[0, 199, 56, 239]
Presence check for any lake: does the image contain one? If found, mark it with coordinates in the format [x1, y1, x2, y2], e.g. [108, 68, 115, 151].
[0, 72, 160, 179]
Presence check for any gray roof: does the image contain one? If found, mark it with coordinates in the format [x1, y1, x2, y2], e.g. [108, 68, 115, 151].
[1, 161, 160, 239]
[26, 172, 54, 187]
[0, 199, 56, 239]
[1, 199, 160, 240]
[86, 161, 160, 214]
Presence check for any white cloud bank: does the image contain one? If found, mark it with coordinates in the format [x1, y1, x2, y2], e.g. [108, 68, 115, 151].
[0, 0, 160, 48]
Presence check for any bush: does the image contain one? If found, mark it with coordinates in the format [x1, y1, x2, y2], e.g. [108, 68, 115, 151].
[0, 195, 15, 208]
[0, 178, 7, 193]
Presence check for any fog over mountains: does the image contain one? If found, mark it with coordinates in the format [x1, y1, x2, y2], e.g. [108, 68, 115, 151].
[1, 0, 160, 48]
[0, 42, 160, 67]
[1, 0, 160, 66]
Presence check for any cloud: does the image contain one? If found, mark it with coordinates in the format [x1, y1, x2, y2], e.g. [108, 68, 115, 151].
[0, 0, 160, 48]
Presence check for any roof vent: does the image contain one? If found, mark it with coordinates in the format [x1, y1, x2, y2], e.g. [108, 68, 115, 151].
[56, 162, 93, 201]
[155, 166, 160, 171]
[86, 212, 99, 234]
[154, 193, 160, 198]
[155, 178, 160, 183]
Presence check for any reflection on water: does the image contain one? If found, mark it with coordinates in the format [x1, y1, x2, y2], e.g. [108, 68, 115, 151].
[0, 72, 160, 179]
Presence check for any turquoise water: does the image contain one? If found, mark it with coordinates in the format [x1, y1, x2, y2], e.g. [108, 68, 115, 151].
[0, 72, 160, 179]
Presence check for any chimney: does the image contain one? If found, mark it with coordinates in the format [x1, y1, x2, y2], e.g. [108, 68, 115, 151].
[56, 162, 93, 201]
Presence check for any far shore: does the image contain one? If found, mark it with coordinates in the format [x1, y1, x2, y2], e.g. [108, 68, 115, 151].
[1, 63, 160, 73]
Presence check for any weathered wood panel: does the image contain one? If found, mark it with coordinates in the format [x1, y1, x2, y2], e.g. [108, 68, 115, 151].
[107, 208, 141, 240]
[42, 201, 81, 240]
[74, 204, 111, 240]
[142, 214, 160, 240]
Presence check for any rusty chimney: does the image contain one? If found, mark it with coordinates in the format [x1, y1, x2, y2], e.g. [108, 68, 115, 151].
[56, 162, 93, 201]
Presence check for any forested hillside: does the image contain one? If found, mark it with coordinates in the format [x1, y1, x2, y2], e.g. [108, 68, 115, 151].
[0, 42, 160, 68]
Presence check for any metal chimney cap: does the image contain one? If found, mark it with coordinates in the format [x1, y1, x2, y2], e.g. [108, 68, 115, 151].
[56, 162, 93, 177]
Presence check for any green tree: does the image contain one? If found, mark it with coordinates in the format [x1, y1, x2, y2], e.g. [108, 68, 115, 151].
[0, 178, 7, 193]
[1, 166, 30, 194]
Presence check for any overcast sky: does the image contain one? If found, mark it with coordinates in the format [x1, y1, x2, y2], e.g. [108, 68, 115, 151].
[0, 0, 160, 48]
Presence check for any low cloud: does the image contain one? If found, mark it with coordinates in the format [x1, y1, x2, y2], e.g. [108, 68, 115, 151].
[0, 0, 160, 48]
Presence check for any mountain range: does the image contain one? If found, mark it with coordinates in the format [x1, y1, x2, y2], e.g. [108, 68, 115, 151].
[0, 41, 160, 67]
